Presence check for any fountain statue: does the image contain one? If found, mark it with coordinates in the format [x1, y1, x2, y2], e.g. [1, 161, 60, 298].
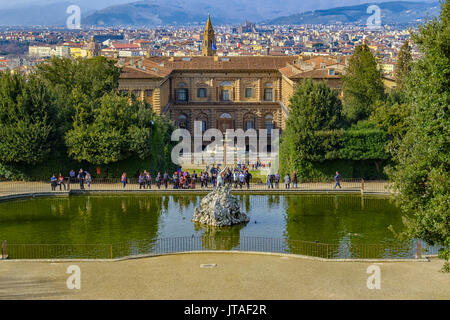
[192, 174, 249, 227]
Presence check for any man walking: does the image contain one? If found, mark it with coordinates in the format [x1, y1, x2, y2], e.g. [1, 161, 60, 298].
[334, 171, 342, 189]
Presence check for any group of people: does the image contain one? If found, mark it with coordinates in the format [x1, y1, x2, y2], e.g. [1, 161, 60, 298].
[266, 171, 342, 190]
[50, 169, 91, 191]
[206, 166, 253, 189]
[51, 167, 343, 191]
[128, 166, 254, 190]
[266, 171, 299, 189]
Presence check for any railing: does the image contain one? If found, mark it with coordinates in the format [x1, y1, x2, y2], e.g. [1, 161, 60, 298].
[0, 178, 391, 196]
[0, 238, 442, 260]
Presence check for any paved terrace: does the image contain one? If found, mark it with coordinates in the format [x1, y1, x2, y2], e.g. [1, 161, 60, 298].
[0, 253, 448, 300]
[0, 180, 391, 199]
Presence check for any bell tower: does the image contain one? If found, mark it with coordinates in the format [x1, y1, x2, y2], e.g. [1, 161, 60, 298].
[202, 14, 216, 56]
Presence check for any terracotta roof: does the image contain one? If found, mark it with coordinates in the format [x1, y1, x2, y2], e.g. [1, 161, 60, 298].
[287, 68, 340, 79]
[146, 56, 297, 71]
[111, 43, 140, 50]
[119, 58, 172, 79]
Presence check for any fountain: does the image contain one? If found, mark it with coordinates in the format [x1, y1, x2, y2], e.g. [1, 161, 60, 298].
[192, 180, 250, 227]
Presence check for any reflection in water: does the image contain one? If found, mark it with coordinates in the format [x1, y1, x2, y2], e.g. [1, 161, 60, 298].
[194, 222, 247, 250]
[0, 194, 407, 258]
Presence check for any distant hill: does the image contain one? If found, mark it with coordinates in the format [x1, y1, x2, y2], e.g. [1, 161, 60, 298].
[83, 2, 223, 27]
[263, 1, 440, 25]
[0, 0, 440, 27]
[0, 2, 94, 27]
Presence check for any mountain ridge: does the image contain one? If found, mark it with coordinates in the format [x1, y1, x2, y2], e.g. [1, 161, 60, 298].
[262, 1, 440, 25]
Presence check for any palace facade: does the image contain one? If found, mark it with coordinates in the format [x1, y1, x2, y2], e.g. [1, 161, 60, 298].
[117, 17, 347, 136]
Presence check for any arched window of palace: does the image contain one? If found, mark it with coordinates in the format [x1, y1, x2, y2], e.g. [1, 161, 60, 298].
[197, 87, 207, 98]
[220, 113, 233, 119]
[178, 114, 188, 129]
[243, 113, 256, 131]
[196, 113, 208, 133]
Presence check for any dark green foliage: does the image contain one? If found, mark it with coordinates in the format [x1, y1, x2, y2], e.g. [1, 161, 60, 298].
[339, 121, 389, 161]
[280, 79, 344, 177]
[342, 44, 385, 122]
[280, 79, 388, 179]
[0, 57, 177, 180]
[395, 40, 413, 90]
[390, 0, 449, 270]
[0, 72, 57, 164]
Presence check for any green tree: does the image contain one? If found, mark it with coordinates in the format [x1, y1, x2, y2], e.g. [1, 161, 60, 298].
[390, 0, 449, 271]
[342, 44, 385, 122]
[370, 96, 412, 155]
[66, 93, 137, 165]
[280, 79, 343, 177]
[395, 40, 413, 90]
[34, 56, 122, 136]
[0, 72, 57, 164]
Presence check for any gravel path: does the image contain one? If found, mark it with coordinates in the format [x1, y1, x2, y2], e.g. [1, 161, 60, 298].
[1, 253, 448, 300]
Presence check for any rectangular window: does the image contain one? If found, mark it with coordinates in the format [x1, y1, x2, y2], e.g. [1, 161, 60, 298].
[264, 88, 273, 101]
[146, 89, 153, 97]
[245, 88, 252, 98]
[197, 88, 207, 98]
[134, 90, 141, 97]
[176, 89, 188, 102]
[222, 90, 230, 101]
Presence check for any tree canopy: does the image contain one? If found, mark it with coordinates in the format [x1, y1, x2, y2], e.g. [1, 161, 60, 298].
[390, 0, 449, 271]
[0, 57, 177, 178]
[0, 72, 57, 164]
[342, 43, 385, 122]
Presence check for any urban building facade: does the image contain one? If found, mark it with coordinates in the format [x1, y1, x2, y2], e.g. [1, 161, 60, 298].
[117, 17, 346, 139]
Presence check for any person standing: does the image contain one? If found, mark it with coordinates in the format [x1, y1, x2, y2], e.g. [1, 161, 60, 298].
[85, 172, 92, 190]
[121, 173, 127, 189]
[275, 172, 280, 189]
[57, 173, 66, 191]
[245, 170, 252, 190]
[239, 171, 245, 189]
[139, 173, 145, 189]
[163, 172, 169, 189]
[51, 174, 58, 191]
[69, 170, 76, 184]
[292, 171, 298, 189]
[172, 172, 178, 189]
[156, 172, 161, 189]
[78, 169, 86, 190]
[334, 171, 342, 189]
[233, 170, 239, 189]
[284, 174, 291, 190]
[145, 171, 152, 189]
[267, 172, 272, 189]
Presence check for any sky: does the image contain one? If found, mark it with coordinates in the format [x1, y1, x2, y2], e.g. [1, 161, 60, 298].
[0, 0, 435, 11]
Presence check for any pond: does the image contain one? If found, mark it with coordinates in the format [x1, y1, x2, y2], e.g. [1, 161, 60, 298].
[0, 193, 418, 259]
